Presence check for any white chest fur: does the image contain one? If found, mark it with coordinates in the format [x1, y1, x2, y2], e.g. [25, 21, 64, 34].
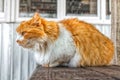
[34, 23, 81, 67]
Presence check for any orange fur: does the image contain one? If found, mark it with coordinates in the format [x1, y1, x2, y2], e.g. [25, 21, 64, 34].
[60, 18, 114, 66]
[16, 13, 114, 67]
[16, 13, 59, 48]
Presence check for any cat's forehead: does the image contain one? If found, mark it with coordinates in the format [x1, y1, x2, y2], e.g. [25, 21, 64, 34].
[16, 21, 29, 33]
[16, 20, 42, 33]
[16, 13, 44, 34]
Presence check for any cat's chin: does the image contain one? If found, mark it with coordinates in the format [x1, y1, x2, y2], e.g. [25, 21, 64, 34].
[18, 43, 34, 49]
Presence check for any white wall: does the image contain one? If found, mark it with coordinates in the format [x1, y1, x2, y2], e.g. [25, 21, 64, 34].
[0, 23, 36, 80]
[0, 0, 3, 12]
[0, 23, 111, 80]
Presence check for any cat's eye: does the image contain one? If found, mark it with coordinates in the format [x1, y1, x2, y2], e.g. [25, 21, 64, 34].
[21, 32, 26, 36]
[32, 23, 39, 26]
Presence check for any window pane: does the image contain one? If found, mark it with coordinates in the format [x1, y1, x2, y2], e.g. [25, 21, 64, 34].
[0, 0, 4, 12]
[19, 0, 57, 18]
[66, 0, 97, 16]
[106, 0, 111, 19]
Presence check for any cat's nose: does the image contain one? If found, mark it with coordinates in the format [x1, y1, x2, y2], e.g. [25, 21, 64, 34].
[16, 40, 20, 43]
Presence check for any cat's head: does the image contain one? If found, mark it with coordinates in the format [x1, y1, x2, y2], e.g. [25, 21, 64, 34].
[16, 13, 47, 49]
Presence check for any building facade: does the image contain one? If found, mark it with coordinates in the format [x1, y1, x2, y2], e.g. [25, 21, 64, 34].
[1, 0, 118, 80]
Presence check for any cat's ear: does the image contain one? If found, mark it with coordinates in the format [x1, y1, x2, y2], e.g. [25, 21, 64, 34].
[32, 12, 41, 25]
[33, 12, 40, 19]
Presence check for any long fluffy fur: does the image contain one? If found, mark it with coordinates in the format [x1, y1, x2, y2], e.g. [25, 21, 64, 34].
[16, 13, 114, 67]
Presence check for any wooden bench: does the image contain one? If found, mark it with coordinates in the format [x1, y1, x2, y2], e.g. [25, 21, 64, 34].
[29, 65, 120, 80]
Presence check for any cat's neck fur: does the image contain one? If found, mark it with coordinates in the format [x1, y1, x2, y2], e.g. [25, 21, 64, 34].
[33, 23, 76, 66]
[42, 19, 59, 42]
[33, 19, 60, 53]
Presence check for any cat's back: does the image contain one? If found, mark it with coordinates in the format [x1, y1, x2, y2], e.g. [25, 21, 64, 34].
[60, 18, 99, 34]
[60, 18, 104, 41]
[60, 18, 114, 66]
[60, 18, 112, 42]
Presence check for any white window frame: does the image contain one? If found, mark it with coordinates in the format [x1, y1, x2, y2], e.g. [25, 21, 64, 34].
[100, 0, 111, 24]
[0, 0, 5, 20]
[15, 0, 31, 22]
[63, 0, 101, 21]
[14, 0, 111, 25]
[105, 0, 111, 22]
[15, 0, 59, 22]
[0, 0, 10, 22]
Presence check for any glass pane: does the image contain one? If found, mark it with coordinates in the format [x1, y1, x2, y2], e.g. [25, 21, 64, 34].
[106, 0, 111, 19]
[66, 0, 97, 16]
[19, 0, 57, 18]
[0, 0, 4, 12]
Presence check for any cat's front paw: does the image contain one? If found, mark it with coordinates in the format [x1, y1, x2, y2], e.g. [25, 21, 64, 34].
[42, 64, 49, 67]
[42, 62, 60, 67]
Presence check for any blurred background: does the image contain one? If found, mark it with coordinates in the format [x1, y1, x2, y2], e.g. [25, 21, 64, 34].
[0, 0, 112, 80]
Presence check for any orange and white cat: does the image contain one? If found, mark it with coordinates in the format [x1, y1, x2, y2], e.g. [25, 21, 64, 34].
[16, 13, 114, 67]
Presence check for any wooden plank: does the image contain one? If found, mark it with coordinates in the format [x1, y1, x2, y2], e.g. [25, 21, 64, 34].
[29, 66, 120, 80]
[86, 66, 120, 79]
[116, 0, 120, 64]
[111, 0, 120, 65]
